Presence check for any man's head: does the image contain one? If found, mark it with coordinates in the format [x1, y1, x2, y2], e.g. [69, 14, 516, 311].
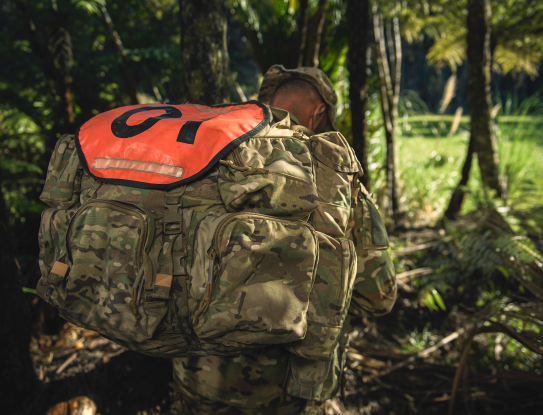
[258, 65, 338, 133]
[269, 79, 328, 133]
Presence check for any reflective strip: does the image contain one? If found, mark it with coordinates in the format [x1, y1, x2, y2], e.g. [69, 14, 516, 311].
[93, 158, 184, 179]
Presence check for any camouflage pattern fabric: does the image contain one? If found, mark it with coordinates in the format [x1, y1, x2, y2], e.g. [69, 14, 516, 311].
[309, 131, 359, 238]
[258, 65, 338, 132]
[347, 182, 396, 316]
[172, 181, 396, 409]
[171, 89, 395, 411]
[287, 233, 355, 361]
[36, 107, 376, 357]
[172, 346, 324, 415]
[36, 102, 396, 412]
[40, 134, 82, 210]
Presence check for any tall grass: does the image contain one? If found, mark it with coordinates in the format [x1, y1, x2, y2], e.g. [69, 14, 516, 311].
[384, 91, 543, 223]
[495, 92, 543, 208]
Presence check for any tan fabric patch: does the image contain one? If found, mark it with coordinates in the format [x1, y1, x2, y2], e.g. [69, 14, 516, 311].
[155, 274, 173, 288]
[51, 261, 69, 277]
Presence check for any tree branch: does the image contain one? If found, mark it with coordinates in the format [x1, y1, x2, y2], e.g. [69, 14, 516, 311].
[99, 4, 138, 105]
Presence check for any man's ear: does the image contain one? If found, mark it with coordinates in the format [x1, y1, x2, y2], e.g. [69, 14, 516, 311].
[309, 102, 327, 132]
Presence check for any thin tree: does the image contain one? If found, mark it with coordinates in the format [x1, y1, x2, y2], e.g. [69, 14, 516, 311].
[304, 0, 329, 68]
[445, 0, 502, 219]
[297, 0, 310, 68]
[179, 0, 230, 104]
[372, 0, 401, 222]
[48, 3, 74, 124]
[466, 0, 501, 196]
[347, 0, 370, 190]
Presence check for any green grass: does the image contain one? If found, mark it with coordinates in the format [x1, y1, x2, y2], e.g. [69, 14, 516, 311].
[399, 115, 543, 140]
[390, 115, 543, 222]
[405, 114, 543, 123]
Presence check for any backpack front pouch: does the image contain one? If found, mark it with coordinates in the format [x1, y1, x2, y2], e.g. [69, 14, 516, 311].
[39, 198, 170, 343]
[190, 213, 319, 347]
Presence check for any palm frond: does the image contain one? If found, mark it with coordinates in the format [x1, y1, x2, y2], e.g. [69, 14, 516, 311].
[426, 32, 466, 72]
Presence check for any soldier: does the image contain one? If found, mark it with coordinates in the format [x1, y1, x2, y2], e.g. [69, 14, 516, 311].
[171, 65, 397, 415]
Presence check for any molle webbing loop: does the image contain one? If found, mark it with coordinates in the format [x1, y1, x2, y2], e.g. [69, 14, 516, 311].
[219, 159, 269, 177]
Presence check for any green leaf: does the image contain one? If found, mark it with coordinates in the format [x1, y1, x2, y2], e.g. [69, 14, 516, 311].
[432, 288, 447, 311]
[423, 290, 439, 310]
[0, 158, 43, 175]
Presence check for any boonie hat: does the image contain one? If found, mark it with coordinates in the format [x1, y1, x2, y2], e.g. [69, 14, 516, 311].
[258, 65, 338, 131]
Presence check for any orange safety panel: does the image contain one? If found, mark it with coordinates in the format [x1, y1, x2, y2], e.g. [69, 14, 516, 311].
[76, 101, 269, 189]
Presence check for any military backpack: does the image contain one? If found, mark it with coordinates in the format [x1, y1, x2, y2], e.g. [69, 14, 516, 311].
[37, 101, 385, 361]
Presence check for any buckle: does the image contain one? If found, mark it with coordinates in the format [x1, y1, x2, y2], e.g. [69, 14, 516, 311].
[164, 203, 182, 235]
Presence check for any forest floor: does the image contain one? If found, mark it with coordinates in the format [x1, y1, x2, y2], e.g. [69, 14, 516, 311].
[340, 228, 543, 415]
[24, 322, 175, 415]
[22, 224, 543, 415]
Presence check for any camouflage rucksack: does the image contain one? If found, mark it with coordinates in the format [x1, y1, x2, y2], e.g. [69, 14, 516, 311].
[37, 101, 379, 360]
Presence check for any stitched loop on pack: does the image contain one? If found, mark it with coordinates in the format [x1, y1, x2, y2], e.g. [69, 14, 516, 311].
[219, 159, 269, 177]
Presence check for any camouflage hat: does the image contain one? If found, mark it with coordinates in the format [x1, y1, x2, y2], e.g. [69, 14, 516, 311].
[258, 65, 338, 131]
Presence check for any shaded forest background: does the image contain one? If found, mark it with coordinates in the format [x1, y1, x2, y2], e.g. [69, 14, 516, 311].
[1, 0, 543, 414]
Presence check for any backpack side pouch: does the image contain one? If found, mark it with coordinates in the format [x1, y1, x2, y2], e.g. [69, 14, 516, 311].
[37, 206, 78, 296]
[40, 134, 82, 209]
[285, 327, 349, 402]
[348, 184, 396, 317]
[287, 232, 357, 361]
[309, 131, 359, 238]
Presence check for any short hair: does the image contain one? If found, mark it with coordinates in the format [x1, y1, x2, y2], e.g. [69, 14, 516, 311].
[271, 79, 323, 104]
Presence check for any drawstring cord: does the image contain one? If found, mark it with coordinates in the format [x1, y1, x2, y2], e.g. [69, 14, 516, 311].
[219, 160, 268, 177]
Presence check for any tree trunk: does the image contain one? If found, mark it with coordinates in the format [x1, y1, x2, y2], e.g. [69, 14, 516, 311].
[467, 0, 502, 197]
[444, 135, 475, 219]
[305, 0, 329, 68]
[0, 173, 37, 414]
[48, 0, 75, 125]
[347, 0, 370, 190]
[48, 21, 74, 125]
[372, 1, 401, 223]
[179, 0, 230, 105]
[15, 0, 75, 151]
[297, 0, 310, 68]
[99, 4, 139, 105]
